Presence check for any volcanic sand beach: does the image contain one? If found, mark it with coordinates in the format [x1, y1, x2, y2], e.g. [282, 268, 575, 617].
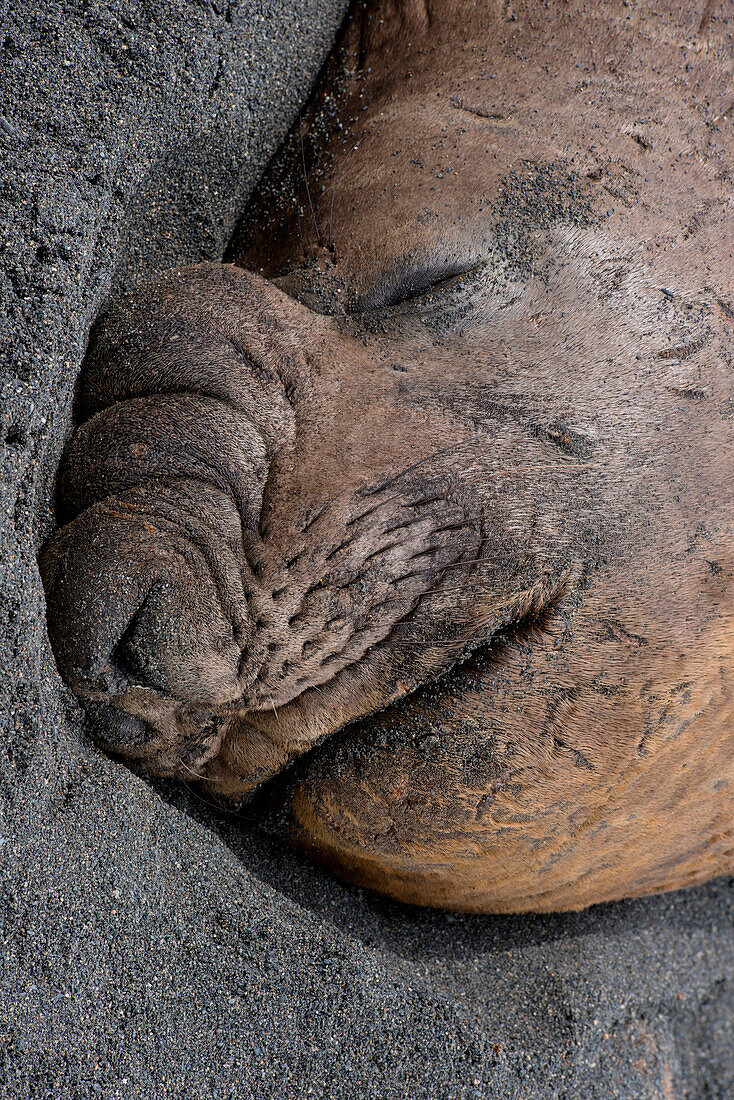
[1, 0, 733, 1095]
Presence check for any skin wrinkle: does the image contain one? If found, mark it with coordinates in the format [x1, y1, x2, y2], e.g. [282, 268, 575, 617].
[62, 396, 270, 531]
[110, 481, 254, 640]
[128, 511, 250, 694]
[39, 0, 734, 911]
[81, 324, 291, 417]
[238, 474, 482, 711]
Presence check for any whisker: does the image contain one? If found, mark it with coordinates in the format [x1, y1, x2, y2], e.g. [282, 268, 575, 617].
[388, 639, 483, 648]
[420, 581, 499, 597]
[351, 437, 596, 517]
[396, 553, 507, 581]
[178, 758, 210, 782]
[179, 775, 247, 819]
[358, 437, 486, 498]
[328, 141, 358, 252]
[299, 121, 322, 248]
[295, 189, 307, 261]
[177, 756, 241, 790]
[460, 462, 602, 478]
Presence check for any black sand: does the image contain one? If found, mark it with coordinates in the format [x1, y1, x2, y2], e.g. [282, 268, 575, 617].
[1, 1, 733, 1096]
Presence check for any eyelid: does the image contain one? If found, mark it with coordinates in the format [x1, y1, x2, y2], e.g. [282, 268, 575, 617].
[359, 259, 486, 312]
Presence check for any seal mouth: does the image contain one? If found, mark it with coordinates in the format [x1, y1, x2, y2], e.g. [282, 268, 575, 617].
[207, 583, 564, 812]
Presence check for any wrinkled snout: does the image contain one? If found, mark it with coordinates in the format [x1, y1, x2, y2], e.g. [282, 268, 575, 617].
[40, 264, 310, 766]
[39, 261, 478, 780]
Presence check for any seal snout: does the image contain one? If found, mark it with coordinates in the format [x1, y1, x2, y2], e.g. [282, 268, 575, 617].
[38, 265, 307, 764]
[39, 256, 489, 785]
[40, 476, 251, 706]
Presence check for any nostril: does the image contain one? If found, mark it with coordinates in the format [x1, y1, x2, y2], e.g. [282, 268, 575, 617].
[111, 641, 142, 687]
[104, 606, 152, 694]
[82, 700, 154, 752]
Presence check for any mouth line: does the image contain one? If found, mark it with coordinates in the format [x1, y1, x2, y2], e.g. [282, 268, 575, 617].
[238, 591, 561, 822]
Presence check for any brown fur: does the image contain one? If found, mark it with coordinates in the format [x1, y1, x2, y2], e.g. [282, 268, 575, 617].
[40, 0, 734, 911]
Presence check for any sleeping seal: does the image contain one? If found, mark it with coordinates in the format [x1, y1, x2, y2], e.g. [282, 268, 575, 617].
[40, 0, 734, 911]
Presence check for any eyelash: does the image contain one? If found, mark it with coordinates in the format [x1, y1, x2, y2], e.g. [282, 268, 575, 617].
[367, 262, 487, 315]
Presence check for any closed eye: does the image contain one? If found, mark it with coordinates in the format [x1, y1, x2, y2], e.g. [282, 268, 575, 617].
[360, 258, 485, 312]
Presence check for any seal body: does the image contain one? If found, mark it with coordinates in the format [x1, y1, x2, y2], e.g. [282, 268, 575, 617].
[40, 0, 734, 911]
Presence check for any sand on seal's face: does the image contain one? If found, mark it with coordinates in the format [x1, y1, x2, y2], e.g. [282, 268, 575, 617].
[41, 0, 734, 912]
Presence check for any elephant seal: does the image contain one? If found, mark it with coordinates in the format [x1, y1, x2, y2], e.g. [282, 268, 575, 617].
[40, 0, 734, 911]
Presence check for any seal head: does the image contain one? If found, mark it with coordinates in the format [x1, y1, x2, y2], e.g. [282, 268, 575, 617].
[41, 0, 734, 911]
